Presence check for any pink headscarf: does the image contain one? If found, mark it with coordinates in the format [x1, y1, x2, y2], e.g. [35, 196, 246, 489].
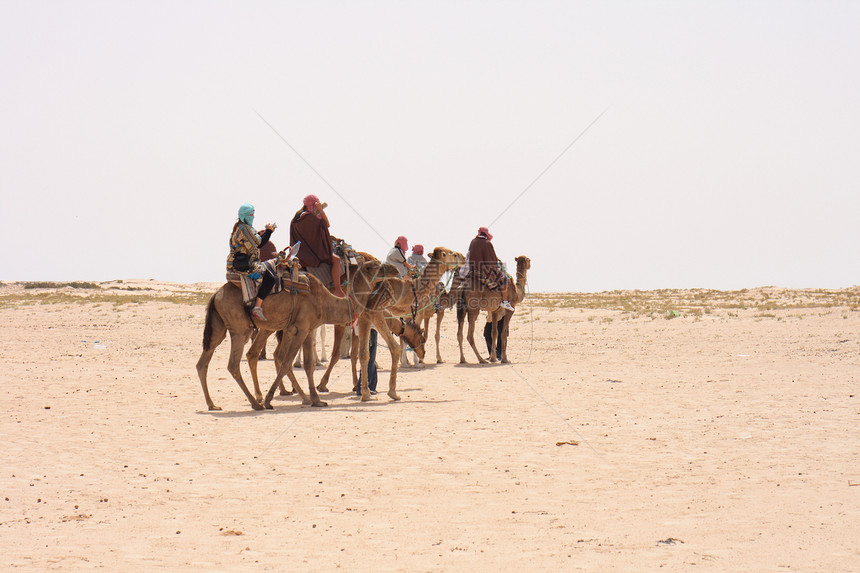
[412, 244, 424, 255]
[395, 236, 408, 251]
[303, 194, 321, 218]
[477, 226, 493, 241]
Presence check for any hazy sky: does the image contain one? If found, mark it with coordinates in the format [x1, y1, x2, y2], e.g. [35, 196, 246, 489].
[2, 1, 858, 292]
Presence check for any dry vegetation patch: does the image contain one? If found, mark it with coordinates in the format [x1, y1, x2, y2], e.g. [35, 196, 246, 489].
[1, 282, 858, 318]
[529, 286, 860, 318]
[0, 280, 213, 308]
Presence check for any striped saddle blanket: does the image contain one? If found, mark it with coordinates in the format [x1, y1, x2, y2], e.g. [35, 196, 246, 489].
[226, 260, 310, 305]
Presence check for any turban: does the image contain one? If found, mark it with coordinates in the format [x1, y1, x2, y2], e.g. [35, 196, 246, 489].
[238, 203, 255, 226]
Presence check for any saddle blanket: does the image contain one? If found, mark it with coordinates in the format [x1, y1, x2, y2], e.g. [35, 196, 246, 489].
[226, 260, 310, 305]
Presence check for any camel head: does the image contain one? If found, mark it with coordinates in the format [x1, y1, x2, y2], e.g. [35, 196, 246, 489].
[429, 247, 464, 269]
[515, 255, 531, 274]
[399, 319, 426, 361]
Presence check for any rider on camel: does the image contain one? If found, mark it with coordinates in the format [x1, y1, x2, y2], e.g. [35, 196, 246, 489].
[289, 194, 345, 297]
[226, 203, 277, 321]
[467, 226, 514, 312]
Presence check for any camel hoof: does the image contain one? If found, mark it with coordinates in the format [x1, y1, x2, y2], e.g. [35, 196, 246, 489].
[360, 393, 376, 402]
[264, 402, 274, 410]
[501, 358, 510, 364]
[312, 401, 328, 407]
[250, 401, 265, 411]
[316, 384, 329, 392]
[208, 405, 222, 411]
[388, 391, 401, 401]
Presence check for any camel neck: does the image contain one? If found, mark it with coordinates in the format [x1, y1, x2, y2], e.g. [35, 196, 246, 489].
[516, 269, 528, 289]
[414, 258, 447, 295]
[515, 263, 528, 299]
[386, 259, 448, 315]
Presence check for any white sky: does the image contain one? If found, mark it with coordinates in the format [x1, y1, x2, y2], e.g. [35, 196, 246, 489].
[2, 1, 858, 292]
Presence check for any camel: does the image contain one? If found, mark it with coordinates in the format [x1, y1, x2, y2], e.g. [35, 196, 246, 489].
[341, 315, 426, 392]
[484, 255, 531, 362]
[253, 307, 425, 405]
[316, 247, 463, 401]
[196, 256, 396, 411]
[456, 255, 530, 364]
[408, 271, 461, 365]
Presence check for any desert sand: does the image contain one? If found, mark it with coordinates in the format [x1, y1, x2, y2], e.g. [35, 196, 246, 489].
[1, 280, 858, 571]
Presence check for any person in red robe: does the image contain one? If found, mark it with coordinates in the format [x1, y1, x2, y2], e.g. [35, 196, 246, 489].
[468, 226, 514, 311]
[289, 194, 345, 297]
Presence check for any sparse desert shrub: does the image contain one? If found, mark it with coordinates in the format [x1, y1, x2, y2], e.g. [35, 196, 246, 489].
[23, 281, 99, 290]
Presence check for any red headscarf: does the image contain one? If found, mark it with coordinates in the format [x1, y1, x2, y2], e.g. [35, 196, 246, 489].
[303, 194, 321, 218]
[477, 226, 493, 241]
[412, 244, 424, 255]
[395, 236, 408, 251]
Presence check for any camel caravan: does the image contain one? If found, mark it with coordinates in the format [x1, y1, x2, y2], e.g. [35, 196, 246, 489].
[196, 197, 531, 411]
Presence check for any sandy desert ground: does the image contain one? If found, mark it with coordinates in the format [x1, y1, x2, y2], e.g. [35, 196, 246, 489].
[1, 280, 858, 571]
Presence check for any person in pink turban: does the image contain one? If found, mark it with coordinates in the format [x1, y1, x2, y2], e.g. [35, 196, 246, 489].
[386, 235, 412, 277]
[289, 194, 345, 297]
[468, 226, 513, 311]
[407, 243, 428, 273]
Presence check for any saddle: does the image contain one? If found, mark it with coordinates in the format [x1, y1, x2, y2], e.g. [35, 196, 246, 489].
[469, 269, 508, 292]
[226, 258, 310, 306]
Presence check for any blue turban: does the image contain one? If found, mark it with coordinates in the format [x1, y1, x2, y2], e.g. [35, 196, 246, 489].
[238, 203, 255, 226]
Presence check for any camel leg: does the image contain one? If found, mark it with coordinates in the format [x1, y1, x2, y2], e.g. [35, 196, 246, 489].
[265, 328, 310, 408]
[272, 330, 298, 395]
[310, 326, 321, 367]
[434, 310, 444, 364]
[374, 315, 402, 401]
[196, 320, 227, 411]
[401, 343, 412, 368]
[350, 328, 360, 392]
[226, 329, 265, 410]
[466, 309, 487, 364]
[317, 324, 345, 392]
[457, 310, 468, 364]
[318, 325, 328, 363]
[274, 330, 290, 395]
[301, 336, 327, 407]
[246, 328, 273, 401]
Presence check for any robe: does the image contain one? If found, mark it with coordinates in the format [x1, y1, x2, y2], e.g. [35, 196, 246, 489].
[290, 210, 334, 268]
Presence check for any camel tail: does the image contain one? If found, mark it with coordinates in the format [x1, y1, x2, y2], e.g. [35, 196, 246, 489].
[202, 294, 218, 351]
